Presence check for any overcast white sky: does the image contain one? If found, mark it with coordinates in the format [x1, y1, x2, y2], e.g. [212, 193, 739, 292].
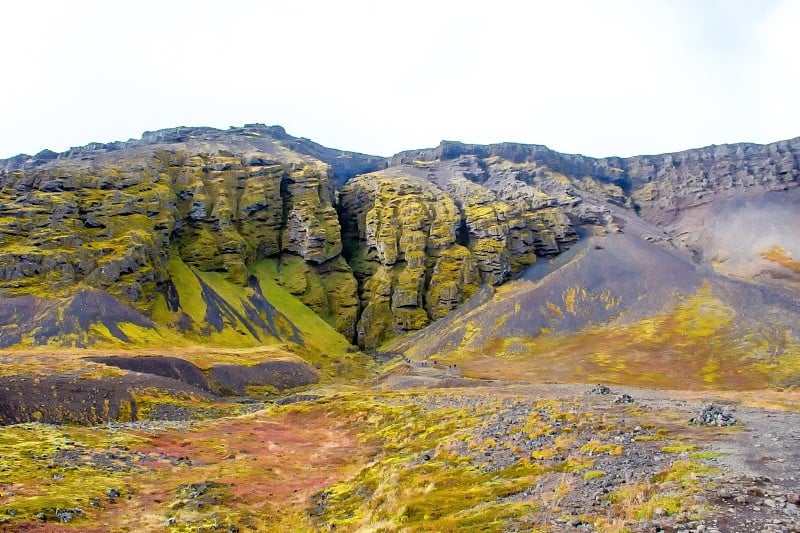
[1, 0, 799, 159]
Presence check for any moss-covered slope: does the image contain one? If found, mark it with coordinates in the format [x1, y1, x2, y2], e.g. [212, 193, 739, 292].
[382, 206, 800, 390]
[1, 126, 799, 365]
[0, 125, 373, 352]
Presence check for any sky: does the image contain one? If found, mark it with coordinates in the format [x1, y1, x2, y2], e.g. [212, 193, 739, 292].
[1, 0, 799, 159]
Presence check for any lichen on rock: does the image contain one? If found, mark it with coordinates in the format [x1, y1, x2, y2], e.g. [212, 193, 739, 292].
[0, 130, 364, 345]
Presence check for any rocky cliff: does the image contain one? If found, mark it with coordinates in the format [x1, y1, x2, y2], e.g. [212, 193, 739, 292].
[389, 136, 800, 221]
[1, 126, 798, 351]
[339, 157, 580, 348]
[0, 125, 381, 347]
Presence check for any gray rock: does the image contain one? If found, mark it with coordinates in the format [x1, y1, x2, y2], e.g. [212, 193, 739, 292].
[614, 393, 635, 404]
[591, 384, 612, 395]
[690, 405, 737, 426]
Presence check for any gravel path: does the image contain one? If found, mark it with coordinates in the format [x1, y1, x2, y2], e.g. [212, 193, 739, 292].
[605, 385, 800, 533]
[381, 364, 800, 532]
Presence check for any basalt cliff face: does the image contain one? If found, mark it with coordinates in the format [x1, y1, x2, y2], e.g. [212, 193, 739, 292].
[1, 125, 799, 352]
[0, 125, 381, 348]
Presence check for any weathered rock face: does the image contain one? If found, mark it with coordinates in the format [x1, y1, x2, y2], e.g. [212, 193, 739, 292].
[0, 125, 371, 342]
[162, 150, 342, 283]
[0, 162, 175, 305]
[1, 125, 798, 350]
[339, 154, 581, 348]
[0, 151, 345, 301]
[390, 137, 800, 224]
[427, 156, 580, 275]
[619, 138, 800, 224]
[340, 172, 482, 348]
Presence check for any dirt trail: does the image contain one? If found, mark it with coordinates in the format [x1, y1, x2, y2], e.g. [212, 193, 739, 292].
[598, 386, 800, 483]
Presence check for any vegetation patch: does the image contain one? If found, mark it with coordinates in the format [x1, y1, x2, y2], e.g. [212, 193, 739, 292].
[454, 285, 800, 390]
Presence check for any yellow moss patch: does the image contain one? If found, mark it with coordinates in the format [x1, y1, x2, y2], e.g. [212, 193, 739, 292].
[661, 442, 697, 454]
[584, 469, 606, 481]
[762, 245, 800, 275]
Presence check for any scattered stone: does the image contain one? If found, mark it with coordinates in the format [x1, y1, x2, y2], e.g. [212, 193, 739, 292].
[690, 405, 737, 426]
[787, 492, 800, 505]
[591, 384, 611, 395]
[55, 507, 82, 523]
[275, 394, 322, 406]
[614, 394, 635, 404]
[717, 488, 734, 500]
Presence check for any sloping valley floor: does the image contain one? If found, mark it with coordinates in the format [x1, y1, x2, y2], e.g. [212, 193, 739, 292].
[1, 360, 799, 533]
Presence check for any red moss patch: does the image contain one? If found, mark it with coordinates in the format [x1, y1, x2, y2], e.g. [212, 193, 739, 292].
[101, 406, 367, 529]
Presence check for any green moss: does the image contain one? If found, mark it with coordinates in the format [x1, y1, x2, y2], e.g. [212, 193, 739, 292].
[149, 293, 173, 324]
[661, 442, 697, 454]
[652, 460, 717, 484]
[583, 470, 606, 481]
[689, 451, 726, 460]
[166, 254, 207, 325]
[633, 429, 669, 442]
[312, 392, 551, 531]
[608, 484, 685, 520]
[273, 254, 310, 295]
[251, 259, 370, 379]
[0, 423, 147, 525]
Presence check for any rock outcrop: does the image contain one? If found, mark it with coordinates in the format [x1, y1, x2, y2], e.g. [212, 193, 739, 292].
[622, 139, 800, 221]
[0, 125, 372, 343]
[339, 154, 582, 347]
[1, 125, 798, 350]
[340, 171, 482, 348]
